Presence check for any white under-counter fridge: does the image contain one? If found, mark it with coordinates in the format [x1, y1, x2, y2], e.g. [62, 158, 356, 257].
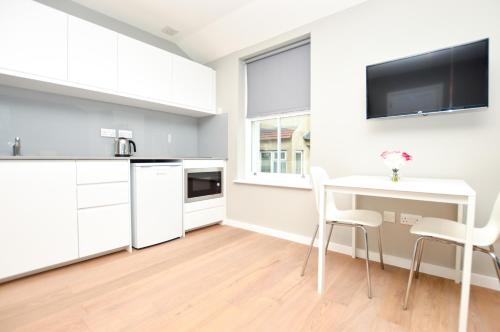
[131, 162, 183, 249]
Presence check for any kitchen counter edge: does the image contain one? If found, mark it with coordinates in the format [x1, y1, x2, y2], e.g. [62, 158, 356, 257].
[0, 156, 227, 161]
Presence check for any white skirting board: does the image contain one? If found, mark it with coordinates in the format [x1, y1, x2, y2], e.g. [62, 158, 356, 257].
[223, 219, 500, 292]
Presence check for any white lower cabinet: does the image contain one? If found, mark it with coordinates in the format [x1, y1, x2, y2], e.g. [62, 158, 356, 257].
[183, 159, 226, 232]
[76, 160, 131, 257]
[184, 206, 225, 232]
[0, 159, 131, 282]
[78, 204, 130, 257]
[0, 161, 78, 280]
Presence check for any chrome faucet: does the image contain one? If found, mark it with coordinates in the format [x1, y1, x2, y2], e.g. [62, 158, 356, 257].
[12, 137, 21, 156]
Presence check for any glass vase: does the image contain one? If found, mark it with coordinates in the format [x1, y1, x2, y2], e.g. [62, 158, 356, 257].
[391, 169, 399, 182]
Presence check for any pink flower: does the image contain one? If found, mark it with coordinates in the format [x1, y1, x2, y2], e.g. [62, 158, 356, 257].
[402, 152, 412, 161]
[381, 150, 402, 159]
[380, 150, 412, 170]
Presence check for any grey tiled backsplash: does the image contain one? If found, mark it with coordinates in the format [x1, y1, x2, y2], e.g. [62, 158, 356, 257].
[0, 85, 199, 158]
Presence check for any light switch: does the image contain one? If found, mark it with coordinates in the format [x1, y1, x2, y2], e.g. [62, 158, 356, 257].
[167, 133, 172, 143]
[118, 129, 133, 138]
[383, 211, 396, 223]
[101, 128, 116, 138]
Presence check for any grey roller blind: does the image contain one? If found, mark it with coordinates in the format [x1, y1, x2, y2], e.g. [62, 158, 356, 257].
[246, 40, 310, 118]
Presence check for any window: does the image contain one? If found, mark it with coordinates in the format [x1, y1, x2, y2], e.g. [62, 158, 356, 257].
[259, 150, 287, 173]
[245, 38, 311, 180]
[295, 150, 304, 174]
[250, 114, 310, 176]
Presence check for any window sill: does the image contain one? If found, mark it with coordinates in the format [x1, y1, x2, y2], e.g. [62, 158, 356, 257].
[233, 177, 312, 190]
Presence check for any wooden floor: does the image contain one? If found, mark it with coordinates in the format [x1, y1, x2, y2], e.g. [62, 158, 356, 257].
[0, 225, 499, 332]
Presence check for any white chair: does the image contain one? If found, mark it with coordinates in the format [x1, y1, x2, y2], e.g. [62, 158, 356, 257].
[301, 167, 385, 298]
[403, 193, 500, 310]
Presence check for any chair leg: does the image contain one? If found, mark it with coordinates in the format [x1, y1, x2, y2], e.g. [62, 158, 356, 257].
[378, 227, 385, 270]
[301, 224, 319, 277]
[415, 239, 425, 279]
[325, 224, 334, 255]
[403, 237, 425, 310]
[488, 245, 500, 283]
[360, 225, 372, 299]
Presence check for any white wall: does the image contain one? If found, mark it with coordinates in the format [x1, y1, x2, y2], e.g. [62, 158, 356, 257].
[210, 0, 500, 277]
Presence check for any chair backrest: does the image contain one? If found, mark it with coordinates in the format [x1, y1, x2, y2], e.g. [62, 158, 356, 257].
[481, 192, 500, 245]
[310, 166, 337, 213]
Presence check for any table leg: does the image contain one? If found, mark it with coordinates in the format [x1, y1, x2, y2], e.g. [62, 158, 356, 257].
[458, 196, 475, 332]
[352, 194, 357, 258]
[455, 204, 464, 283]
[317, 184, 326, 294]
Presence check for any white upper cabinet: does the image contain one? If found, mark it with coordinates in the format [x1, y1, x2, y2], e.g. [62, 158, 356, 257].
[0, 0, 67, 80]
[0, 0, 216, 117]
[118, 35, 172, 102]
[172, 55, 216, 113]
[68, 16, 118, 90]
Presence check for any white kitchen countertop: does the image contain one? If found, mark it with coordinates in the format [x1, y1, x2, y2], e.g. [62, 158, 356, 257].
[0, 155, 226, 161]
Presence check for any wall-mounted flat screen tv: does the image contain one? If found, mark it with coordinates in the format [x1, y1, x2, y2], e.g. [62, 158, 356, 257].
[366, 39, 488, 119]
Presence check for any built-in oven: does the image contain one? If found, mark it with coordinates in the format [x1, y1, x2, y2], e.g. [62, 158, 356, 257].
[185, 167, 223, 203]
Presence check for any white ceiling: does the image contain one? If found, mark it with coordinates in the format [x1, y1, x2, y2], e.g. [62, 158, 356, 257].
[72, 0, 367, 64]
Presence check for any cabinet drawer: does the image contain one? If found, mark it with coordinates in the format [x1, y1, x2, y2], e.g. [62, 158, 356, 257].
[77, 182, 129, 209]
[184, 206, 225, 231]
[184, 197, 225, 213]
[78, 204, 130, 257]
[76, 160, 129, 184]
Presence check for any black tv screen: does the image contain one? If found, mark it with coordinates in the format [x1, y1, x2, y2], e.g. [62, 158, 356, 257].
[366, 39, 489, 119]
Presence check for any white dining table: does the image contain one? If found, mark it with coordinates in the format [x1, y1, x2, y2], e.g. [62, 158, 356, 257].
[317, 175, 476, 332]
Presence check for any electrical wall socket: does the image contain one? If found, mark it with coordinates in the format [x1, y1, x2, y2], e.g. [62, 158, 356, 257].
[118, 129, 133, 139]
[383, 211, 396, 223]
[400, 213, 422, 226]
[100, 128, 116, 138]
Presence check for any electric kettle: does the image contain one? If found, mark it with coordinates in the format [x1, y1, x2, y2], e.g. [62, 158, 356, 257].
[114, 137, 137, 157]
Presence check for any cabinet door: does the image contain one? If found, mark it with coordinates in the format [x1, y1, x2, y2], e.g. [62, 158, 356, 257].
[68, 16, 118, 90]
[0, 161, 78, 280]
[0, 0, 67, 80]
[78, 204, 130, 257]
[172, 55, 216, 112]
[118, 35, 172, 101]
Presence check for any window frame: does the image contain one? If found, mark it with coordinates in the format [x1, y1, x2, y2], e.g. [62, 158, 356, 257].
[245, 110, 311, 182]
[295, 150, 304, 175]
[259, 150, 288, 173]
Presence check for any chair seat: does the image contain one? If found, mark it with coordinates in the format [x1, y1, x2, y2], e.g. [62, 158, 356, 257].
[410, 217, 465, 244]
[411, 217, 495, 247]
[326, 208, 382, 228]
